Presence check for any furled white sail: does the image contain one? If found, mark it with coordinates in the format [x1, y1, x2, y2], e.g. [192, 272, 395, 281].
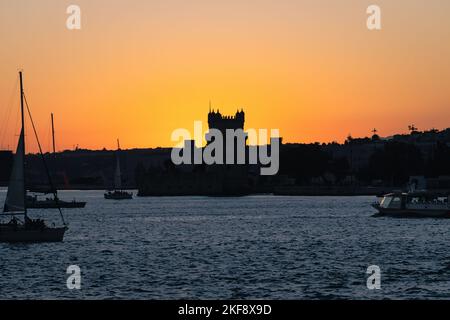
[4, 128, 25, 212]
[114, 153, 121, 190]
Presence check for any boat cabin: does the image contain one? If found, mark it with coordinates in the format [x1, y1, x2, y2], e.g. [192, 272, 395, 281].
[380, 192, 450, 210]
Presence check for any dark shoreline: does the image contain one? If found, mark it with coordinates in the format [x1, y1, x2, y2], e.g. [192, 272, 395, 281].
[2, 185, 448, 197]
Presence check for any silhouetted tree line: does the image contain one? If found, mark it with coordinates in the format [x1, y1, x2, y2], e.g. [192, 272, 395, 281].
[359, 141, 450, 186]
[0, 151, 13, 184]
[357, 142, 424, 186]
[279, 141, 450, 187]
[134, 140, 450, 190]
[279, 144, 334, 185]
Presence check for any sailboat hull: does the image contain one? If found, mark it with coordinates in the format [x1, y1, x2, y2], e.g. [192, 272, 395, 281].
[26, 197, 87, 209]
[0, 225, 67, 243]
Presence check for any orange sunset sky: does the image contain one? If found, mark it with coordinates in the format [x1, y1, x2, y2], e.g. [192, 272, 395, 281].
[1, 0, 450, 152]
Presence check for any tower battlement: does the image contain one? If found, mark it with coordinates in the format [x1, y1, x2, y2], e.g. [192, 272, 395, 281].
[208, 109, 245, 132]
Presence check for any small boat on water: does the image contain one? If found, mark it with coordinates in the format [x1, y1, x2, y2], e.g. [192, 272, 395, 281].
[24, 113, 86, 209]
[26, 194, 86, 209]
[104, 190, 133, 200]
[0, 72, 68, 243]
[104, 139, 133, 200]
[372, 191, 450, 218]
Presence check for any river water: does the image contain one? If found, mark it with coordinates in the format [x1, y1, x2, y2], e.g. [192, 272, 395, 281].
[1, 189, 450, 299]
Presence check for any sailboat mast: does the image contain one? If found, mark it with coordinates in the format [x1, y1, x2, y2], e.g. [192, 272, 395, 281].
[51, 113, 56, 156]
[19, 71, 27, 216]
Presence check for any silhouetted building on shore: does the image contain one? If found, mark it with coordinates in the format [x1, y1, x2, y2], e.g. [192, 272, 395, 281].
[138, 109, 262, 196]
[208, 109, 245, 133]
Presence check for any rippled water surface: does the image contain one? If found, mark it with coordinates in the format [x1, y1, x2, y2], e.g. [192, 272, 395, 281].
[1, 189, 450, 299]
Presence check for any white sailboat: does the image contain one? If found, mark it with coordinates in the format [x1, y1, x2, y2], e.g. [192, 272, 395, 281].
[0, 71, 67, 242]
[104, 139, 132, 200]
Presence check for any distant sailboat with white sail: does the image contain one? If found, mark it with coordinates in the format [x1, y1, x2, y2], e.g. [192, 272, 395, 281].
[0, 71, 67, 242]
[104, 139, 133, 200]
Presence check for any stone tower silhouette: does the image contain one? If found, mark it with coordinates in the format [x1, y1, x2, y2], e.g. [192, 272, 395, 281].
[208, 109, 245, 133]
[207, 108, 246, 164]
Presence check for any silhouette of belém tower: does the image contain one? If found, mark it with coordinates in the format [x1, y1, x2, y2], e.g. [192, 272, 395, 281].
[137, 107, 253, 196]
[208, 108, 245, 133]
[207, 108, 246, 164]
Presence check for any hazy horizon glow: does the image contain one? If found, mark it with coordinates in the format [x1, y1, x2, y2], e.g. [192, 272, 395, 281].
[1, 0, 450, 152]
